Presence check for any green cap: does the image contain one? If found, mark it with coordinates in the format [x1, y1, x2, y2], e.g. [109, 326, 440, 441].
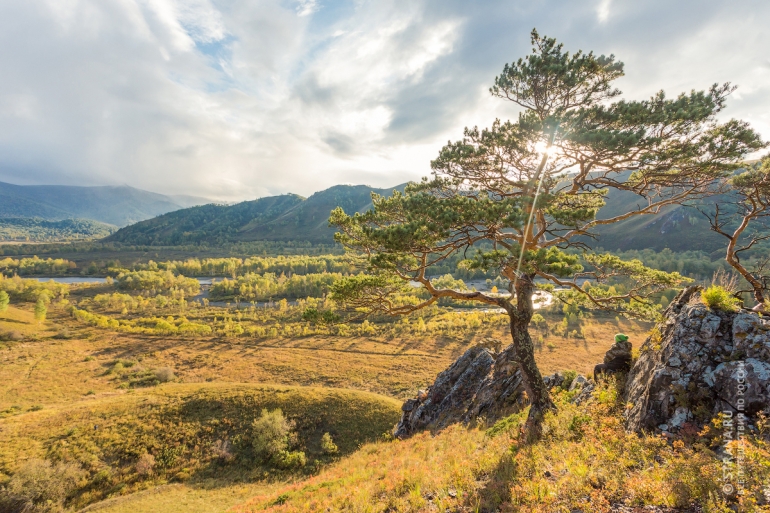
[615, 333, 629, 343]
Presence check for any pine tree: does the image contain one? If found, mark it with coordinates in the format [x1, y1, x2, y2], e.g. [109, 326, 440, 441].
[34, 297, 47, 323]
[0, 291, 9, 315]
[329, 30, 764, 438]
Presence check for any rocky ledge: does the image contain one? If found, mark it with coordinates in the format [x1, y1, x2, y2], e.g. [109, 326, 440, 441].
[395, 286, 770, 439]
[394, 343, 591, 438]
[624, 286, 770, 433]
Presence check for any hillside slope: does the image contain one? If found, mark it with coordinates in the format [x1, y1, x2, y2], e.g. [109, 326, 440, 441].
[0, 217, 116, 242]
[589, 188, 726, 253]
[107, 180, 733, 251]
[0, 182, 211, 227]
[106, 184, 404, 245]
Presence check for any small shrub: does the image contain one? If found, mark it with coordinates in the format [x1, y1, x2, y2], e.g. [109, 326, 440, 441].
[3, 459, 85, 512]
[701, 285, 740, 312]
[135, 452, 156, 476]
[211, 439, 234, 463]
[252, 408, 296, 460]
[0, 290, 9, 313]
[530, 313, 547, 331]
[34, 297, 47, 322]
[273, 450, 307, 469]
[546, 341, 556, 351]
[53, 329, 73, 340]
[154, 367, 175, 383]
[0, 330, 23, 341]
[561, 370, 577, 391]
[321, 432, 338, 455]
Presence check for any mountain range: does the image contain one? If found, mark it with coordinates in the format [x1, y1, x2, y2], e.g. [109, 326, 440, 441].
[106, 182, 729, 253]
[105, 184, 404, 246]
[0, 181, 210, 228]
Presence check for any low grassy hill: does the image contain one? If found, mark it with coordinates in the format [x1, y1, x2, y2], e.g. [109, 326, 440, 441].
[228, 383, 770, 513]
[0, 383, 401, 511]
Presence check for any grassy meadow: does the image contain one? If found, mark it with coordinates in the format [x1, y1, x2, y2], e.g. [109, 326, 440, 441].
[2, 258, 766, 512]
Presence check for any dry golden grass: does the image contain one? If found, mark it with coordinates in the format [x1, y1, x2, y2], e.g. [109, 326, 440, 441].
[0, 383, 401, 510]
[0, 302, 654, 513]
[230, 383, 770, 513]
[0, 305, 650, 413]
[80, 481, 281, 513]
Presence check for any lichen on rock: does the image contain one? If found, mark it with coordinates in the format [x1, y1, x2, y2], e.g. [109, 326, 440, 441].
[624, 286, 770, 433]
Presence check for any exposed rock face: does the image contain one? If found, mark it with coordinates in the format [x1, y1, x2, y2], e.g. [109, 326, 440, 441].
[394, 343, 593, 438]
[394, 344, 526, 438]
[625, 286, 770, 433]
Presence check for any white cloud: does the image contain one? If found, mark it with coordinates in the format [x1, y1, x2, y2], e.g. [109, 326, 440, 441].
[597, 0, 612, 23]
[296, 0, 318, 17]
[0, 0, 768, 200]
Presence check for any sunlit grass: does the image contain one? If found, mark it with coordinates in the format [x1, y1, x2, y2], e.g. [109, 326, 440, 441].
[0, 383, 401, 510]
[231, 382, 770, 513]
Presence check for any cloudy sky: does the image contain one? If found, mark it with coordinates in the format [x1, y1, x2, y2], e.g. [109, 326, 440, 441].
[1, 0, 768, 201]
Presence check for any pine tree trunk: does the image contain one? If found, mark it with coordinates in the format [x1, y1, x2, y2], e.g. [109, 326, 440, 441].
[508, 274, 555, 441]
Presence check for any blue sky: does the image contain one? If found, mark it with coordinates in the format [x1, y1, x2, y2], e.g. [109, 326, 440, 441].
[0, 0, 768, 200]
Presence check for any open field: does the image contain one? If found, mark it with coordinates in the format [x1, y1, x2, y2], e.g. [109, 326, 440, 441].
[0, 304, 651, 412]
[0, 298, 654, 512]
[0, 285, 649, 513]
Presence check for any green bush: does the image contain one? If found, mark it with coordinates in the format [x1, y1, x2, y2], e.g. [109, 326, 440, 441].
[530, 313, 547, 330]
[561, 370, 577, 391]
[153, 367, 176, 383]
[0, 290, 9, 313]
[1, 458, 85, 513]
[252, 408, 296, 461]
[273, 450, 307, 469]
[321, 432, 338, 455]
[701, 285, 740, 312]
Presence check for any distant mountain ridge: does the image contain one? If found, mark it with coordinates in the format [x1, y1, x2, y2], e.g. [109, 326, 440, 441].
[107, 181, 734, 252]
[0, 181, 211, 227]
[106, 184, 405, 245]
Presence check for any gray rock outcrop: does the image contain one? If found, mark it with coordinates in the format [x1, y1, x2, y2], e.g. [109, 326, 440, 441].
[625, 286, 770, 433]
[394, 344, 526, 438]
[394, 344, 593, 438]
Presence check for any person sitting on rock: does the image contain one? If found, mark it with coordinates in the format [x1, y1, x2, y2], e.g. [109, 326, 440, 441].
[594, 333, 632, 379]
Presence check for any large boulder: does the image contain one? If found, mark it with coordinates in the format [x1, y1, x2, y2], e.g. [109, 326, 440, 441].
[625, 286, 770, 433]
[394, 343, 592, 438]
[394, 344, 526, 438]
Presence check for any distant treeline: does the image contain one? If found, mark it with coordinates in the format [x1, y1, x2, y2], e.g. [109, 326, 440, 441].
[0, 248, 749, 284]
[0, 217, 116, 242]
[0, 275, 69, 302]
[147, 255, 354, 278]
[0, 256, 76, 276]
[601, 248, 732, 280]
[0, 240, 343, 258]
[209, 272, 344, 301]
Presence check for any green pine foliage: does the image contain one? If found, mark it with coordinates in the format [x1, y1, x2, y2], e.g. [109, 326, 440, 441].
[34, 297, 47, 322]
[329, 29, 763, 433]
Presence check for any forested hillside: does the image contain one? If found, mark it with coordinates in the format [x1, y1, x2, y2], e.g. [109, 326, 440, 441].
[106, 184, 404, 245]
[106, 180, 737, 252]
[0, 218, 116, 242]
